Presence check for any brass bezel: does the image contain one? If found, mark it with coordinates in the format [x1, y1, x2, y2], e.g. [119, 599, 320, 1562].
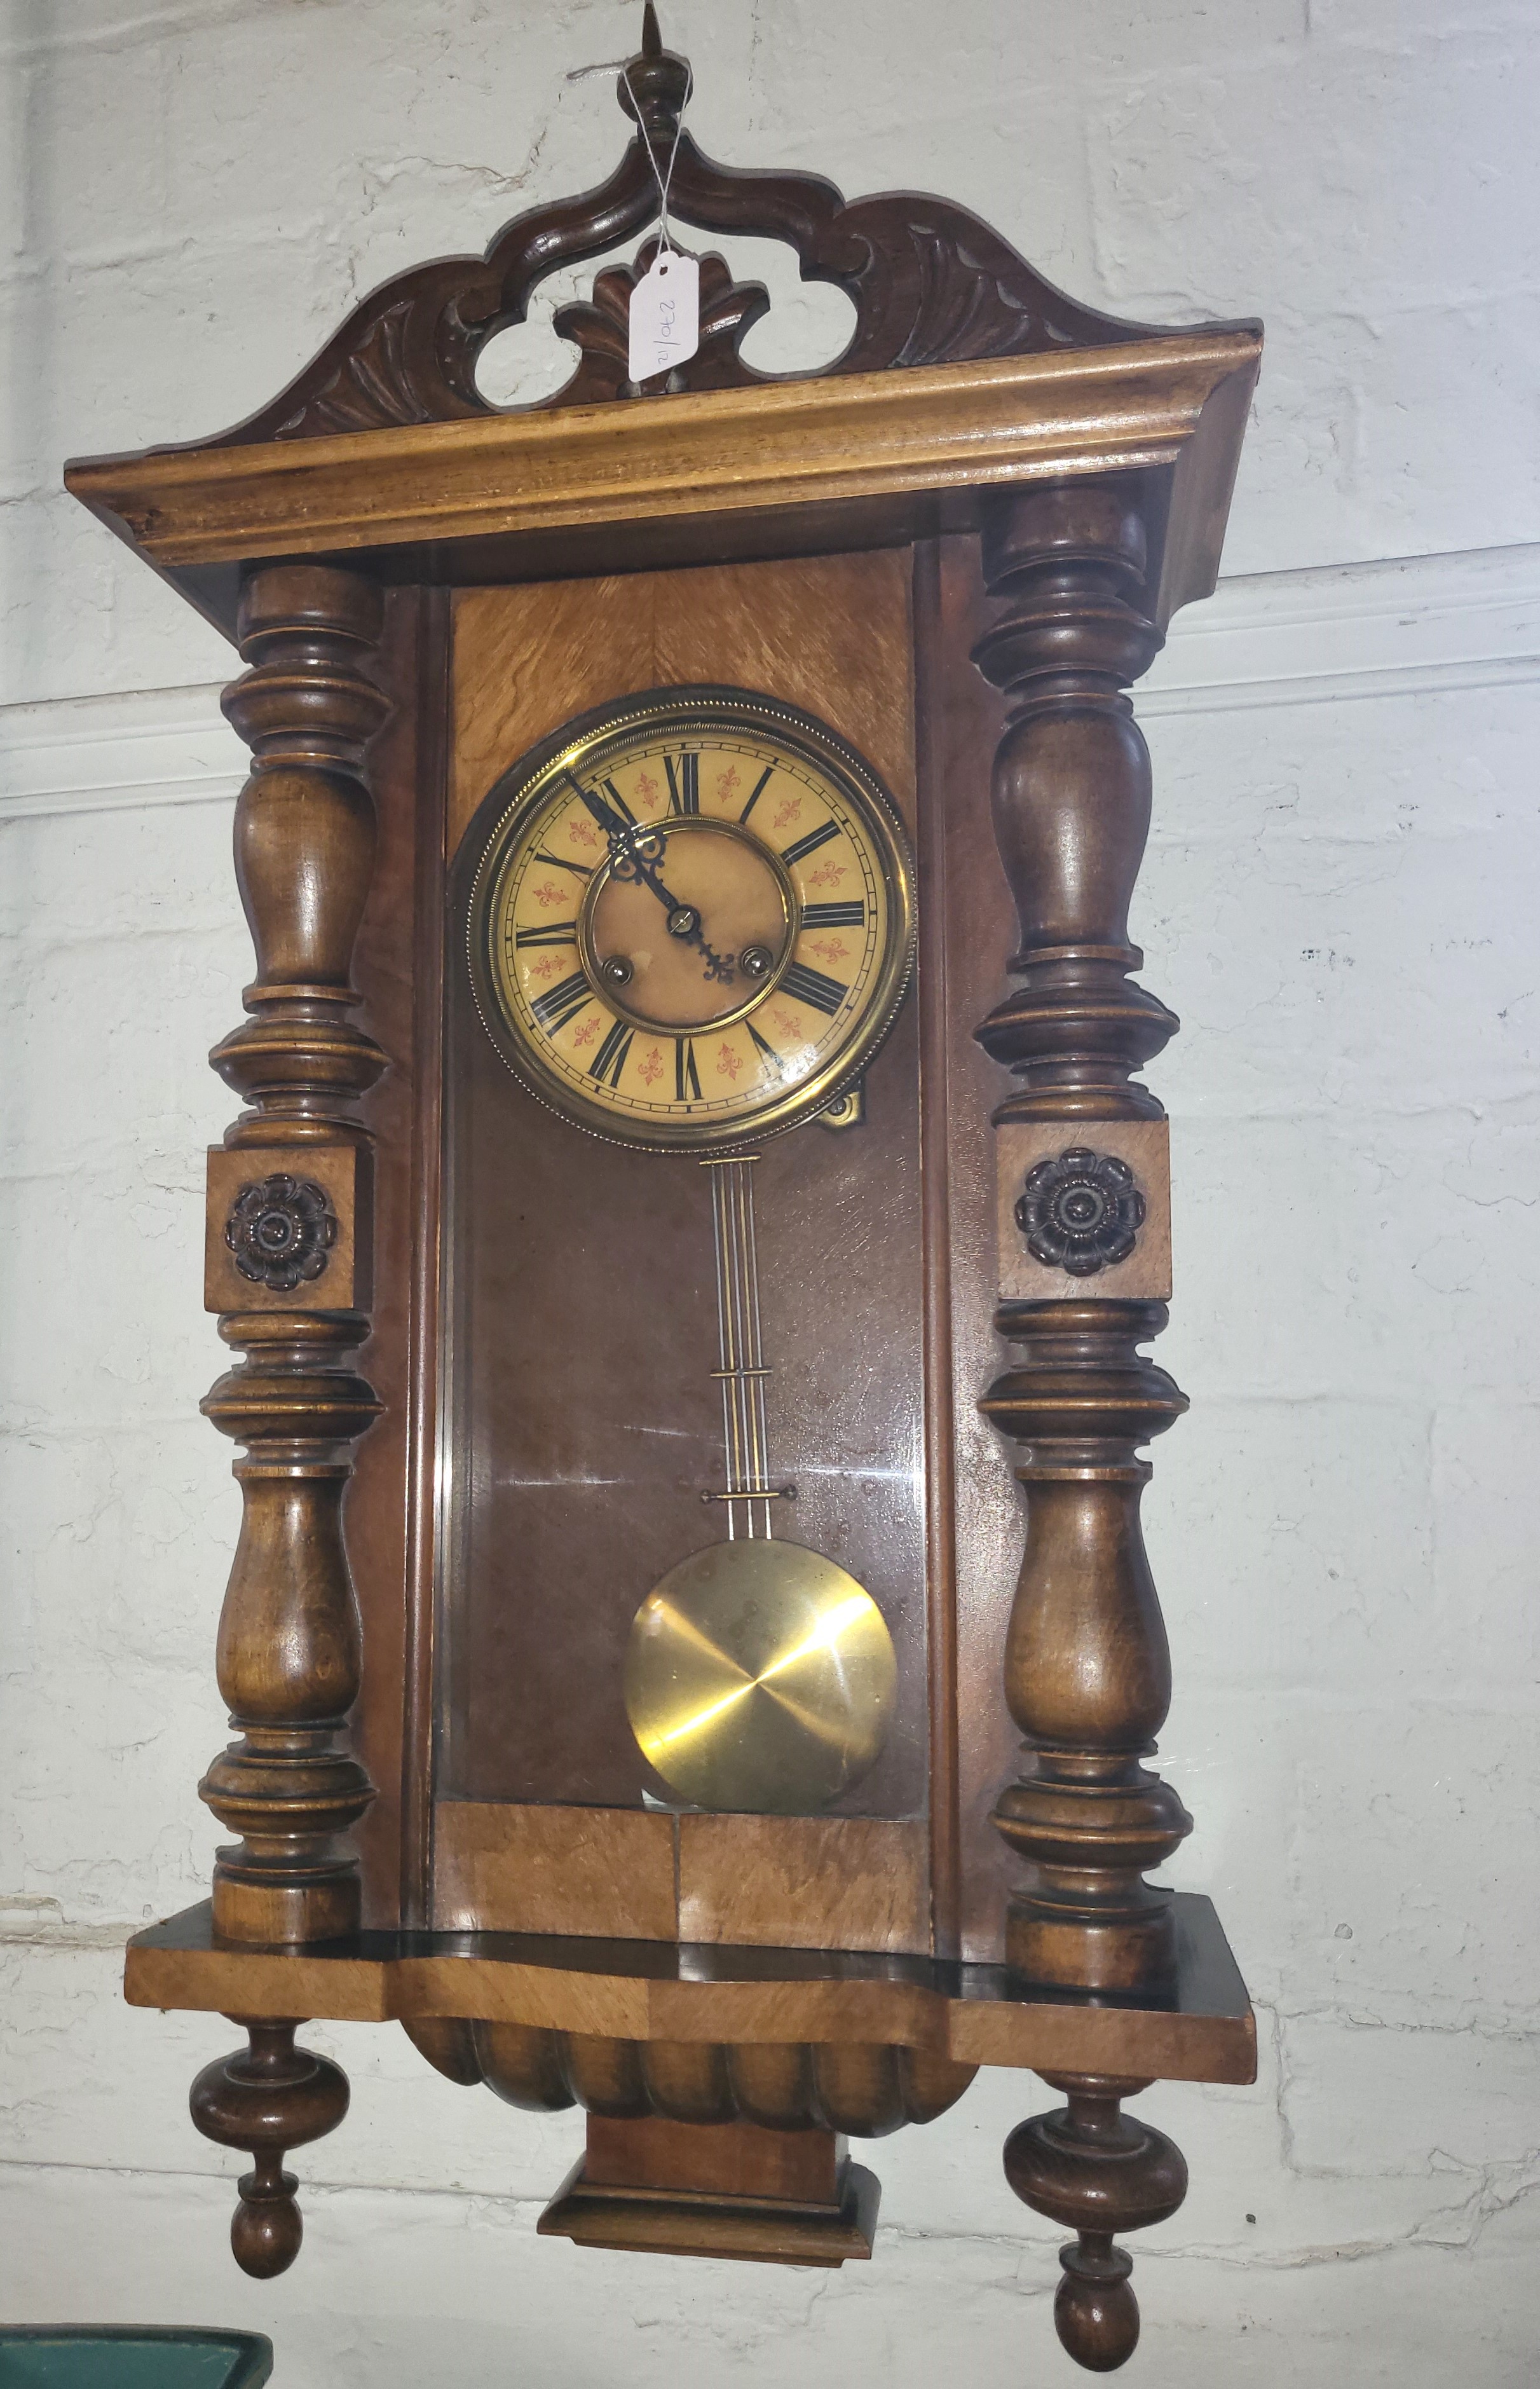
[463, 685, 917, 1153]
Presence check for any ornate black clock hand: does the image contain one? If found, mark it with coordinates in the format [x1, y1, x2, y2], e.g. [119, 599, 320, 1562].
[621, 845, 739, 984]
[564, 771, 736, 983]
[566, 770, 641, 849]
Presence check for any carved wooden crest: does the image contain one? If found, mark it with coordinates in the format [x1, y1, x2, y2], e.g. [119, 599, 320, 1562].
[190, 3, 1176, 451]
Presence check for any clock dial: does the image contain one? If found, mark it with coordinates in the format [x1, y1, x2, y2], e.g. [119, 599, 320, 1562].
[465, 688, 915, 1149]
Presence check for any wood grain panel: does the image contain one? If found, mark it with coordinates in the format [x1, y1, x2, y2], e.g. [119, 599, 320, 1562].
[678, 1817, 930, 1955]
[437, 548, 931, 1877]
[928, 533, 1023, 1967]
[913, 538, 962, 1961]
[450, 577, 653, 839]
[585, 2113, 839, 2201]
[450, 548, 915, 850]
[650, 553, 915, 809]
[435, 1802, 678, 1941]
[346, 586, 434, 1927]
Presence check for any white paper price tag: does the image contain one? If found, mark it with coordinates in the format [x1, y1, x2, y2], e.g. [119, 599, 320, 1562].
[629, 249, 700, 384]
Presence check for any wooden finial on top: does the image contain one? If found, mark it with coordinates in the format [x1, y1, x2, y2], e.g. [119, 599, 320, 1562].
[619, 1, 688, 139]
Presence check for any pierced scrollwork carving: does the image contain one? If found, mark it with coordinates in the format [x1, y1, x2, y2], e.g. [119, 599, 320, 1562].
[1015, 1147, 1146, 1278]
[183, 3, 1207, 453]
[225, 1172, 337, 1292]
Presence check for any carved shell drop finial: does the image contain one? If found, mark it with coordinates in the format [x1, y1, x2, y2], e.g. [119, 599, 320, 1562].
[552, 237, 770, 402]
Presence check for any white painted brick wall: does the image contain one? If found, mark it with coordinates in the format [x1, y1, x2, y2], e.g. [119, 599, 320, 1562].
[2, 3, 1537, 2381]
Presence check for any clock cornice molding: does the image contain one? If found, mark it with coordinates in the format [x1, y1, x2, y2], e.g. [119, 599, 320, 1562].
[66, 332, 1260, 641]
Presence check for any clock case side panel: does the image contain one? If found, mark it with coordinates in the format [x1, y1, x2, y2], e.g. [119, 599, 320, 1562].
[914, 537, 1025, 1968]
[432, 552, 940, 1956]
[348, 584, 453, 1928]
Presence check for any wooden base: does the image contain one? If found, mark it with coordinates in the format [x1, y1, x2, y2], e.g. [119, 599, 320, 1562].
[123, 1892, 1255, 2087]
[538, 2115, 878, 2267]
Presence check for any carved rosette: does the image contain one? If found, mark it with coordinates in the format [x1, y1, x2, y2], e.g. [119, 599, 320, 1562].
[1016, 1147, 1145, 1277]
[226, 1173, 337, 1292]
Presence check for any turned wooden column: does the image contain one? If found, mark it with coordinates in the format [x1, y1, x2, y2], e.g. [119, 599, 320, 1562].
[191, 563, 388, 2271]
[973, 481, 1193, 2369]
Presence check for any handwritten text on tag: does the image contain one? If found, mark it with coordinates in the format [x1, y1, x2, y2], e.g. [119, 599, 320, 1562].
[629, 250, 700, 385]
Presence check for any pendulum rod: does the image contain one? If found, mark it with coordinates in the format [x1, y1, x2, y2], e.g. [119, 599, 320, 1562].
[702, 1155, 784, 1539]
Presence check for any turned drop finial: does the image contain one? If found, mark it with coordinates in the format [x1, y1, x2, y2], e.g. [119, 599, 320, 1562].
[191, 2020, 350, 2279]
[1004, 2076, 1187, 2372]
[642, 1, 662, 55]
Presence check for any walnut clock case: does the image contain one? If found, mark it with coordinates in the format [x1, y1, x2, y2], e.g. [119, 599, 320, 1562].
[67, 11, 1263, 2370]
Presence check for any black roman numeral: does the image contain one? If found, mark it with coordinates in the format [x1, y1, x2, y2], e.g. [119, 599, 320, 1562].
[801, 900, 864, 928]
[745, 1019, 779, 1064]
[514, 919, 578, 947]
[780, 961, 848, 1017]
[780, 818, 840, 866]
[533, 849, 592, 879]
[674, 1036, 702, 1101]
[665, 752, 700, 815]
[530, 971, 593, 1034]
[739, 766, 774, 824]
[589, 1018, 633, 1089]
[601, 777, 636, 823]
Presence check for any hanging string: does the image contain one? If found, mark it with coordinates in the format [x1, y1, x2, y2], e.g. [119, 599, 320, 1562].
[565, 57, 695, 254]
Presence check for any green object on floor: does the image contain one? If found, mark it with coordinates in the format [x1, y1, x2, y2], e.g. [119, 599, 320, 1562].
[0, 2332, 272, 2389]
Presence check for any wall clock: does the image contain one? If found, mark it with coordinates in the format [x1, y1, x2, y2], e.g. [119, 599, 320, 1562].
[65, 8, 1264, 2370]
